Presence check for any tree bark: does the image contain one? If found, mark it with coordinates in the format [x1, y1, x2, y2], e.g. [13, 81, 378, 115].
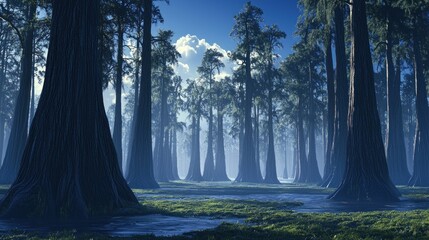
[113, 13, 124, 172]
[235, 40, 260, 182]
[306, 64, 322, 184]
[171, 127, 180, 180]
[186, 116, 203, 181]
[0, 3, 36, 184]
[213, 109, 229, 181]
[263, 69, 279, 184]
[155, 74, 169, 182]
[0, 0, 139, 219]
[322, 4, 348, 188]
[125, 3, 142, 177]
[127, 0, 159, 189]
[409, 17, 429, 186]
[203, 79, 215, 180]
[329, 0, 399, 201]
[321, 30, 335, 186]
[385, 17, 409, 184]
[283, 137, 288, 179]
[294, 98, 308, 183]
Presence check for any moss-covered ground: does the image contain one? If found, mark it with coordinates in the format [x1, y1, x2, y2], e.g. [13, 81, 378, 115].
[1, 182, 429, 239]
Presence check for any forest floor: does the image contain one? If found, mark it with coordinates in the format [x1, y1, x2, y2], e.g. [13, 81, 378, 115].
[0, 181, 429, 239]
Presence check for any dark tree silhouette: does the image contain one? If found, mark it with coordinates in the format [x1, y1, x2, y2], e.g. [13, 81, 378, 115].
[260, 25, 285, 184]
[385, 11, 409, 184]
[198, 49, 224, 181]
[112, 1, 125, 172]
[232, 2, 263, 183]
[329, 0, 399, 202]
[0, 0, 139, 218]
[0, 2, 36, 184]
[409, 14, 429, 187]
[322, 4, 348, 188]
[213, 79, 231, 181]
[126, 0, 159, 189]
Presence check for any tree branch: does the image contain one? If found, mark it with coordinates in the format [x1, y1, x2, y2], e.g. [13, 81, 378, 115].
[0, 5, 24, 49]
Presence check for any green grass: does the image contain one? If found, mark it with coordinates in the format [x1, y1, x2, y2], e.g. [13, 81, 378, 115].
[1, 182, 429, 239]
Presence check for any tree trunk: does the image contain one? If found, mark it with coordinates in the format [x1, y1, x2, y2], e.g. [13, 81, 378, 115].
[322, 4, 348, 188]
[0, 21, 7, 161]
[321, 30, 335, 186]
[30, 38, 36, 123]
[171, 127, 180, 180]
[127, 0, 159, 189]
[283, 137, 288, 179]
[235, 44, 260, 182]
[0, 3, 36, 184]
[155, 74, 169, 182]
[263, 74, 279, 184]
[254, 104, 262, 180]
[329, 0, 399, 201]
[306, 64, 322, 184]
[125, 5, 142, 177]
[203, 82, 215, 180]
[385, 17, 409, 184]
[0, 0, 139, 219]
[213, 109, 229, 181]
[409, 18, 429, 186]
[186, 116, 203, 181]
[113, 16, 124, 173]
[294, 98, 308, 183]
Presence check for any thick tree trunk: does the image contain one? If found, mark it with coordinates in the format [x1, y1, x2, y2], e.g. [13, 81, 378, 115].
[306, 65, 322, 184]
[203, 98, 215, 180]
[125, 8, 141, 177]
[329, 0, 399, 201]
[0, 3, 36, 184]
[294, 99, 308, 183]
[385, 20, 409, 184]
[321, 31, 335, 186]
[322, 5, 348, 188]
[213, 110, 229, 181]
[254, 104, 263, 180]
[235, 45, 260, 182]
[0, 0, 139, 219]
[0, 21, 7, 161]
[127, 0, 159, 189]
[409, 21, 429, 186]
[186, 116, 203, 181]
[155, 75, 169, 182]
[263, 77, 279, 184]
[283, 138, 288, 179]
[30, 39, 36, 123]
[113, 18, 124, 172]
[171, 128, 180, 180]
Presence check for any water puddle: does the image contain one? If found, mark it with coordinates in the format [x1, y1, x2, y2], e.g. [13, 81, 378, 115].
[0, 214, 242, 237]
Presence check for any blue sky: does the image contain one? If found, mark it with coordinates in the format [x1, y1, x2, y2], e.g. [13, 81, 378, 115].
[152, 0, 302, 80]
[154, 0, 300, 56]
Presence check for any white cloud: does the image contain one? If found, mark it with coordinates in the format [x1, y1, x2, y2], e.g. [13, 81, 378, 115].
[175, 34, 198, 57]
[173, 34, 238, 82]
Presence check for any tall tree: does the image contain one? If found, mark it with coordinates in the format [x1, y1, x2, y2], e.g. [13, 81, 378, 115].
[184, 79, 204, 181]
[231, 2, 263, 183]
[152, 30, 180, 182]
[112, 0, 127, 172]
[0, 1, 36, 184]
[198, 48, 225, 181]
[322, 2, 348, 188]
[329, 0, 399, 201]
[127, 0, 159, 189]
[213, 78, 231, 181]
[259, 25, 286, 184]
[0, 0, 139, 218]
[408, 9, 429, 186]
